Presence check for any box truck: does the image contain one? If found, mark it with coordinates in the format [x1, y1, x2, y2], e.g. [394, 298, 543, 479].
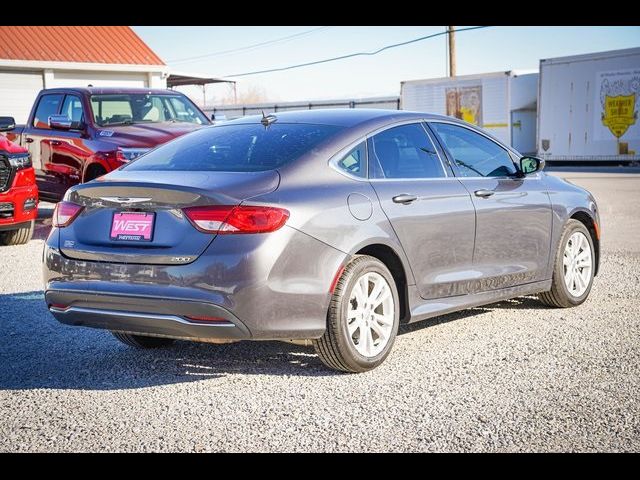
[538, 47, 640, 162]
[400, 70, 538, 154]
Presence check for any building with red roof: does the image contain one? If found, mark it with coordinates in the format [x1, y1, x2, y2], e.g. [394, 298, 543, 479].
[0, 26, 168, 122]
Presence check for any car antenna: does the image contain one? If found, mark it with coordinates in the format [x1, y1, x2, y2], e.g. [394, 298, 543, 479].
[261, 111, 277, 128]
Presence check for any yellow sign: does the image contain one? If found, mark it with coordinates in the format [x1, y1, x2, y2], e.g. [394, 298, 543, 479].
[459, 107, 476, 124]
[446, 86, 482, 126]
[602, 94, 637, 138]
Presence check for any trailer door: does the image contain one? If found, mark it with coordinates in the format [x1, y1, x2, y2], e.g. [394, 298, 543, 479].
[511, 110, 537, 155]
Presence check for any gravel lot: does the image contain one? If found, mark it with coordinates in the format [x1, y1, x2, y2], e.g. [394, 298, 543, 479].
[1, 171, 639, 452]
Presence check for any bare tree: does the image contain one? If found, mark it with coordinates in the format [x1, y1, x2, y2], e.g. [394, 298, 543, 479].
[219, 84, 272, 105]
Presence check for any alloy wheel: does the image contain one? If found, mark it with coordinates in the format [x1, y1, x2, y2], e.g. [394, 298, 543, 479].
[563, 231, 593, 297]
[347, 272, 395, 357]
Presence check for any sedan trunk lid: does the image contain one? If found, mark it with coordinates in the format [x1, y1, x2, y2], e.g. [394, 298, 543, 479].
[58, 170, 280, 265]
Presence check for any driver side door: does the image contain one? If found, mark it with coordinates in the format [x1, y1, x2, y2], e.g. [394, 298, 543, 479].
[428, 121, 553, 292]
[47, 94, 92, 193]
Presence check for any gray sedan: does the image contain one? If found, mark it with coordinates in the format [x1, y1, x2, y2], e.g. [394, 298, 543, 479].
[44, 109, 600, 372]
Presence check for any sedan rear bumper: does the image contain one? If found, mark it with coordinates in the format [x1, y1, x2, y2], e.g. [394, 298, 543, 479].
[44, 223, 348, 341]
[45, 289, 251, 341]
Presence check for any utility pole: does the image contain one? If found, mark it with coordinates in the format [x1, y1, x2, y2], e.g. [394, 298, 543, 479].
[448, 26, 456, 77]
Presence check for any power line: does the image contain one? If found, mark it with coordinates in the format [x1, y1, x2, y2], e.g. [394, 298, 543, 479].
[168, 26, 330, 64]
[225, 26, 491, 78]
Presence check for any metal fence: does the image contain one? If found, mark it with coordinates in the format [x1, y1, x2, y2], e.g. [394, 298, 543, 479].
[202, 96, 401, 120]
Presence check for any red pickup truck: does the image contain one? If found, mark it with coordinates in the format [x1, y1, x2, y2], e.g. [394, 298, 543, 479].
[3, 87, 210, 202]
[0, 117, 38, 245]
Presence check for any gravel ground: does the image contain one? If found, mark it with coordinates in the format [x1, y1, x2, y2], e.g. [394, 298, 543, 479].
[1, 173, 639, 452]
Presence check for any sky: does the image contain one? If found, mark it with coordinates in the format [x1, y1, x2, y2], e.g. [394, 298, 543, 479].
[133, 26, 640, 106]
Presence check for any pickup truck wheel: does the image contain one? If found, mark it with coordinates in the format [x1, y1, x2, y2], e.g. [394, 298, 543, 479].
[84, 165, 107, 182]
[111, 331, 175, 348]
[0, 220, 34, 246]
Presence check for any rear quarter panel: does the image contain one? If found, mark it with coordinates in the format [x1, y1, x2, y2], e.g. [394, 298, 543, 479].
[257, 132, 417, 286]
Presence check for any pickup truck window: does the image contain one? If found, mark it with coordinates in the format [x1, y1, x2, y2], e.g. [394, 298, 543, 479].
[61, 95, 84, 125]
[90, 94, 208, 127]
[33, 94, 63, 129]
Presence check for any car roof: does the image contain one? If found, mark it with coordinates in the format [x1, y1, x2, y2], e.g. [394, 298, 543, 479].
[224, 108, 456, 128]
[222, 108, 519, 156]
[39, 87, 184, 96]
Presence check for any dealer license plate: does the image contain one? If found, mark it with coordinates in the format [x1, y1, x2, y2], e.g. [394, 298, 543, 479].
[110, 212, 155, 242]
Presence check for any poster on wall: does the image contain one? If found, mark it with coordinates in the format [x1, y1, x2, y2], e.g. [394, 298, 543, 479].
[594, 69, 640, 151]
[446, 85, 483, 126]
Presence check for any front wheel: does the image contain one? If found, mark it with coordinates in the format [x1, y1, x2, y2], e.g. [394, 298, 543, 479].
[539, 219, 595, 308]
[0, 220, 34, 246]
[314, 255, 400, 373]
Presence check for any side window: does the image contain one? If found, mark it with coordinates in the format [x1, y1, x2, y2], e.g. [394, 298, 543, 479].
[60, 95, 85, 126]
[368, 123, 446, 179]
[335, 142, 366, 178]
[430, 122, 516, 177]
[33, 94, 63, 129]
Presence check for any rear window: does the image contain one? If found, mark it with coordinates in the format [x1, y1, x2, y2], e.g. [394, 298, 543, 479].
[124, 123, 344, 172]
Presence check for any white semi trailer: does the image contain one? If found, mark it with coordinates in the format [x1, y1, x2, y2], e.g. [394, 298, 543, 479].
[537, 47, 640, 162]
[400, 70, 538, 154]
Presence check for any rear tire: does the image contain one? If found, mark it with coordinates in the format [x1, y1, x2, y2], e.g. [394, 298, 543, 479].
[314, 255, 400, 373]
[111, 331, 175, 348]
[539, 219, 595, 308]
[0, 220, 34, 246]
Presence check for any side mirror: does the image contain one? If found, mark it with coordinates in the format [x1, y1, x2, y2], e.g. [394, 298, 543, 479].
[519, 156, 545, 175]
[49, 115, 72, 130]
[0, 116, 16, 132]
[49, 115, 84, 131]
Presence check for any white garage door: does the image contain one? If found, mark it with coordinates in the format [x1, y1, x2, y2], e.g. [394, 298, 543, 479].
[51, 71, 148, 89]
[0, 71, 44, 124]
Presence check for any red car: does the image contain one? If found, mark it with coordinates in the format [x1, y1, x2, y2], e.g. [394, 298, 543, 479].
[0, 117, 38, 245]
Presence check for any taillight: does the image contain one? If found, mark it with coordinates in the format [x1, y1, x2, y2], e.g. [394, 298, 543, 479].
[183, 205, 289, 234]
[52, 201, 84, 227]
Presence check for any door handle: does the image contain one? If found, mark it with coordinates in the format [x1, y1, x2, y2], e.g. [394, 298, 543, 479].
[50, 140, 62, 146]
[392, 194, 418, 204]
[474, 189, 495, 198]
[24, 137, 34, 143]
